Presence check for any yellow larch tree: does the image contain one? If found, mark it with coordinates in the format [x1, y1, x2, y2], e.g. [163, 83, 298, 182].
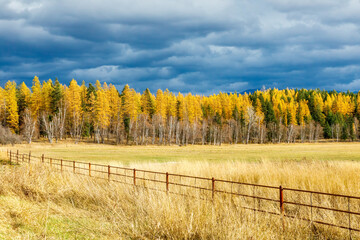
[97, 82, 111, 129]
[287, 99, 298, 126]
[80, 81, 87, 111]
[65, 79, 83, 142]
[30, 76, 43, 118]
[185, 93, 196, 124]
[0, 87, 5, 124]
[298, 100, 311, 126]
[219, 92, 232, 120]
[164, 89, 177, 119]
[19, 82, 31, 107]
[211, 93, 223, 117]
[65, 79, 82, 118]
[155, 89, 167, 121]
[324, 93, 335, 113]
[93, 82, 111, 142]
[4, 81, 19, 131]
[108, 84, 122, 124]
[314, 93, 324, 112]
[122, 84, 140, 121]
[357, 92, 360, 116]
[333, 93, 355, 116]
[193, 95, 203, 123]
[242, 93, 253, 117]
[255, 98, 264, 123]
[41, 79, 54, 114]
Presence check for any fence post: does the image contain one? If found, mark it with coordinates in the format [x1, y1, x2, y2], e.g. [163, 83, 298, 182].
[16, 150, 19, 163]
[133, 168, 136, 186]
[89, 163, 91, 177]
[212, 177, 215, 200]
[280, 186, 284, 214]
[310, 193, 313, 224]
[9, 150, 12, 164]
[279, 185, 285, 232]
[50, 158, 52, 167]
[21, 154, 24, 164]
[42, 154, 44, 163]
[73, 161, 75, 173]
[348, 197, 351, 239]
[61, 159, 63, 172]
[166, 172, 169, 193]
[29, 151, 31, 163]
[108, 165, 111, 181]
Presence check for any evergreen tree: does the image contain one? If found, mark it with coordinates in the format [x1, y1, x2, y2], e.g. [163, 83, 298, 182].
[141, 88, 155, 118]
[51, 78, 63, 115]
[17, 82, 31, 128]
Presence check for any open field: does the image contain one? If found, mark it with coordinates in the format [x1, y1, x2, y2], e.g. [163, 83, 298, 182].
[1, 142, 360, 239]
[0, 162, 358, 239]
[2, 142, 360, 193]
[3, 142, 360, 165]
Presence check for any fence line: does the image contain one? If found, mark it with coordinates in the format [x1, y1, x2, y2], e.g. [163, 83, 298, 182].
[6, 149, 360, 238]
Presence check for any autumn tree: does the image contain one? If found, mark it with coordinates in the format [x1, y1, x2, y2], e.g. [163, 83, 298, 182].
[4, 81, 19, 132]
[65, 79, 83, 143]
[1, 77, 360, 145]
[93, 81, 111, 143]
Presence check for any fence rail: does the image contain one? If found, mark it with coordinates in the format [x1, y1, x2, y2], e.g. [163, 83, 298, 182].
[6, 149, 360, 238]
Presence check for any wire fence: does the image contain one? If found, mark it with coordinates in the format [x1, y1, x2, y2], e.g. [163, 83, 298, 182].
[6, 149, 360, 238]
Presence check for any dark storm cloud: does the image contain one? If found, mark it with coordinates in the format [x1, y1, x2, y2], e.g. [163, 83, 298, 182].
[1, 0, 360, 93]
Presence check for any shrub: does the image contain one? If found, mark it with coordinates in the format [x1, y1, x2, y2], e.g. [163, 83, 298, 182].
[0, 125, 21, 145]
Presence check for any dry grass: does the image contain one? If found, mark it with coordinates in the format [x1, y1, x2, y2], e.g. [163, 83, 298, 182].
[1, 146, 360, 239]
[0, 164, 347, 239]
[132, 159, 360, 195]
[3, 142, 360, 165]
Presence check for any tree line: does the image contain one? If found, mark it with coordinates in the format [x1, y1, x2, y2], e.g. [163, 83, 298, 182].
[0, 76, 359, 145]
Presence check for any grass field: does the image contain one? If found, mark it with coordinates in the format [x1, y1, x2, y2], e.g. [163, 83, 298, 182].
[1, 142, 360, 239]
[3, 142, 360, 193]
[3, 142, 360, 165]
[0, 164, 318, 239]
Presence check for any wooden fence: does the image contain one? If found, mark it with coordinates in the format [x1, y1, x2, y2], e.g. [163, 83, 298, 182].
[6, 149, 360, 238]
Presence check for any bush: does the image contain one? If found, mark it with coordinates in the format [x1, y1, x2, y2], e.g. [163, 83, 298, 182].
[0, 125, 21, 145]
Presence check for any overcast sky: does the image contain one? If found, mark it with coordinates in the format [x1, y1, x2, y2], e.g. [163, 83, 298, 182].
[1, 0, 360, 94]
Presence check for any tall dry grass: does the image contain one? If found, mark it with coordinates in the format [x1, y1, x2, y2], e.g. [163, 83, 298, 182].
[1, 157, 359, 239]
[132, 159, 360, 195]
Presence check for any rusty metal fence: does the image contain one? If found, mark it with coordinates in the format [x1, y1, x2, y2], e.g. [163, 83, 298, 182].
[6, 149, 360, 238]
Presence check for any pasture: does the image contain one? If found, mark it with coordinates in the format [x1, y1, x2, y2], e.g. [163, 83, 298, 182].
[3, 142, 360, 165]
[1, 142, 360, 239]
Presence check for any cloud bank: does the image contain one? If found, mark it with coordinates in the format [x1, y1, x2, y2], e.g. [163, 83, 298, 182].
[1, 0, 360, 93]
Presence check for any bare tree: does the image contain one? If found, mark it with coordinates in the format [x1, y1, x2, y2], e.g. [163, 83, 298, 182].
[260, 124, 266, 144]
[23, 108, 36, 144]
[167, 116, 175, 145]
[309, 121, 314, 142]
[42, 113, 54, 143]
[71, 111, 84, 144]
[175, 121, 180, 145]
[201, 120, 208, 145]
[53, 107, 67, 142]
[114, 112, 123, 145]
[191, 122, 198, 145]
[287, 124, 295, 143]
[354, 117, 359, 140]
[300, 124, 306, 143]
[335, 123, 341, 142]
[246, 106, 257, 144]
[277, 118, 283, 143]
